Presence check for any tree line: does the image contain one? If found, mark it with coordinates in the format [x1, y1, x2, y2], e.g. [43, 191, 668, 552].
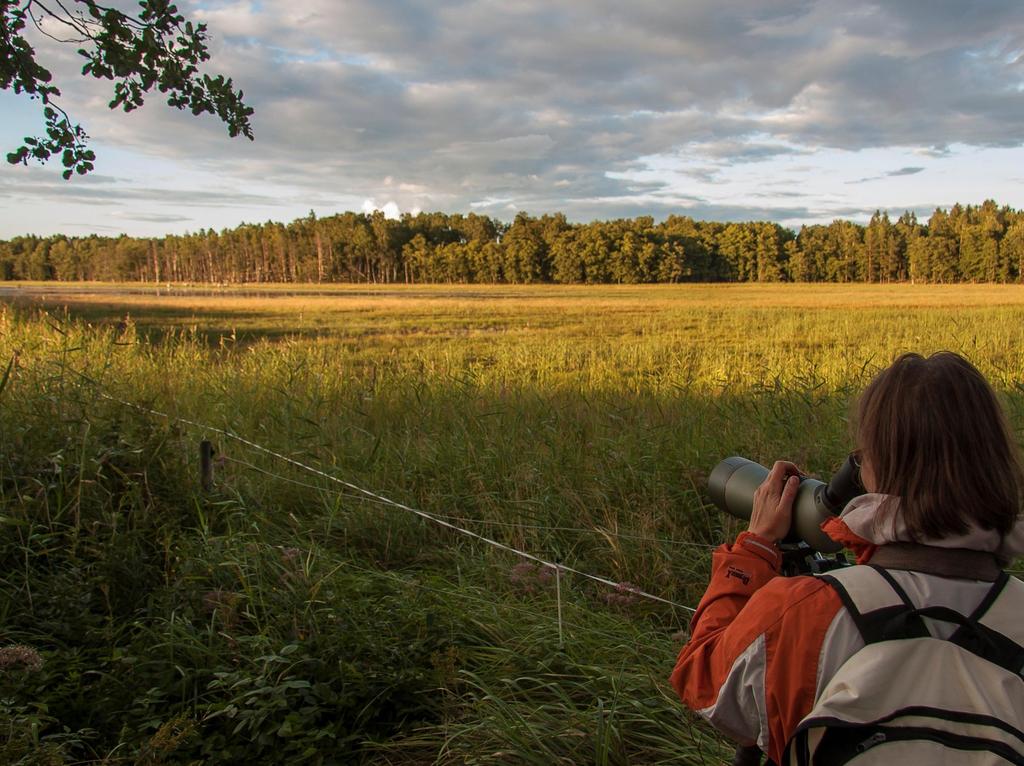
[3, 200, 1024, 284]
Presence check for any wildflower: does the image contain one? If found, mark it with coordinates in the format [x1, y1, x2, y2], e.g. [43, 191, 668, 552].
[603, 581, 640, 609]
[278, 547, 308, 586]
[509, 562, 554, 594]
[199, 593, 241, 626]
[0, 644, 43, 673]
[144, 715, 197, 758]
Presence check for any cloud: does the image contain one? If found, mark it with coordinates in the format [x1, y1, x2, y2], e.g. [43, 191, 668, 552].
[846, 165, 926, 184]
[551, 198, 831, 226]
[4, 0, 1024, 234]
[470, 197, 515, 209]
[0, 167, 296, 208]
[57, 222, 127, 232]
[886, 167, 925, 177]
[914, 146, 952, 158]
[360, 199, 401, 218]
[113, 212, 194, 223]
[843, 164, 925, 184]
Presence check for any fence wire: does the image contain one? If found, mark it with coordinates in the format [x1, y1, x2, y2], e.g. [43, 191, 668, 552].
[89, 386, 699, 613]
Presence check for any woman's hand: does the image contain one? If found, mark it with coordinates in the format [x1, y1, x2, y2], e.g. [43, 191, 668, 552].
[748, 460, 801, 543]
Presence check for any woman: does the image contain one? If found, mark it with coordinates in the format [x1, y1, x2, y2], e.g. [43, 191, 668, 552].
[671, 352, 1024, 764]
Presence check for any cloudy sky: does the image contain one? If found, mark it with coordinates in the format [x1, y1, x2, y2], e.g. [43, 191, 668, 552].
[2, 0, 1024, 238]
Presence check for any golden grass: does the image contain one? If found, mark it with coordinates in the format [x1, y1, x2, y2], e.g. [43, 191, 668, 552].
[1, 283, 1023, 762]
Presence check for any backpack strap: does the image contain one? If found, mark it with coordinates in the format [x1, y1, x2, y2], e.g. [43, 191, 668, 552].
[788, 568, 1024, 765]
[868, 542, 1002, 582]
[977, 573, 1024, 637]
[821, 566, 1024, 674]
[820, 565, 929, 644]
[946, 572, 1024, 676]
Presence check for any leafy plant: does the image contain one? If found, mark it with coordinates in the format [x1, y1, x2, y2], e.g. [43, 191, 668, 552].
[1, 0, 253, 177]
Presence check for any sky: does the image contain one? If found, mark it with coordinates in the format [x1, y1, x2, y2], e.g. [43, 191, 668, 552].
[2, 0, 1024, 239]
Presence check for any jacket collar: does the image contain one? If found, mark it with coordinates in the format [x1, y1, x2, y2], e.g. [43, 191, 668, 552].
[821, 493, 1024, 565]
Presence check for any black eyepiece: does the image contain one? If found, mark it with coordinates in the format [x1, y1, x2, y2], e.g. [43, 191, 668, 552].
[822, 452, 865, 515]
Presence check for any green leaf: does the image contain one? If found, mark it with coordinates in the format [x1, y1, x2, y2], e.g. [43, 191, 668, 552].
[5, 0, 254, 177]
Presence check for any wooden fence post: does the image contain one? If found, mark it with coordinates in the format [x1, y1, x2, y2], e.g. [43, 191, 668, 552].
[200, 440, 214, 492]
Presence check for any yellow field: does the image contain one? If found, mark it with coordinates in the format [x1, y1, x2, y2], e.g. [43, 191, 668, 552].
[1, 282, 1022, 763]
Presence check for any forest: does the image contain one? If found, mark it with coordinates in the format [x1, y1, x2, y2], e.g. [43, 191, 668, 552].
[2, 200, 1023, 284]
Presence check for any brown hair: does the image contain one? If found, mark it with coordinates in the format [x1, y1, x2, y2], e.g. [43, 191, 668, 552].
[856, 352, 1023, 541]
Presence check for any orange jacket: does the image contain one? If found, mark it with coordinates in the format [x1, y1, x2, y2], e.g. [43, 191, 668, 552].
[670, 531, 842, 764]
[670, 520, 1003, 764]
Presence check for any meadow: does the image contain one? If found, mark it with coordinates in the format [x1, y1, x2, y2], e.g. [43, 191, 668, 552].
[1, 282, 1024, 764]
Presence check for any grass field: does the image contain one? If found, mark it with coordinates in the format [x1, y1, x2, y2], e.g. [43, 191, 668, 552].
[1, 283, 1023, 764]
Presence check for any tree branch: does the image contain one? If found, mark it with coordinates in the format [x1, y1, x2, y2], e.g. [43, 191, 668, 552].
[2, 0, 253, 178]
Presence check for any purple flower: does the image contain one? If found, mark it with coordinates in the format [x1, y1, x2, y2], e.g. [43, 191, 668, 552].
[0, 644, 43, 673]
[602, 582, 640, 609]
[509, 562, 555, 594]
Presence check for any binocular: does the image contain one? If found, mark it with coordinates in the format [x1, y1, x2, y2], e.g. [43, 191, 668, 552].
[707, 454, 865, 552]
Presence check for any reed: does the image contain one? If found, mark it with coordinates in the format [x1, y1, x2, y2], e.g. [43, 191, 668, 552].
[0, 284, 1021, 763]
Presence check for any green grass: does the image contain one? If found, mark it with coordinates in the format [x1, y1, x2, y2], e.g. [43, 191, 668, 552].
[1, 284, 1022, 764]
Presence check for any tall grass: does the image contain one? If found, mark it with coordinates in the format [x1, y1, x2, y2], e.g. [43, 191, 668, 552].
[1, 285, 1022, 763]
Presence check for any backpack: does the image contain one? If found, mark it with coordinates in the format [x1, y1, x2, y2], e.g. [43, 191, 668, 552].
[784, 564, 1024, 765]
